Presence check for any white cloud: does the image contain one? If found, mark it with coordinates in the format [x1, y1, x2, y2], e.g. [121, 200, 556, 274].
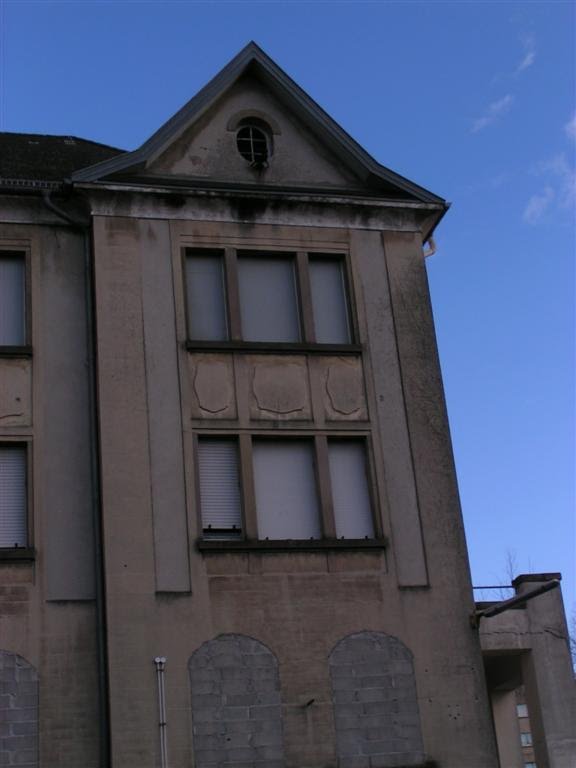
[471, 94, 514, 133]
[538, 154, 576, 209]
[523, 153, 576, 224]
[523, 187, 555, 224]
[515, 36, 536, 75]
[565, 112, 576, 141]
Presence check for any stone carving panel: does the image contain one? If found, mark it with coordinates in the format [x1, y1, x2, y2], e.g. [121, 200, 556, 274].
[329, 631, 425, 768]
[0, 361, 32, 427]
[189, 634, 285, 768]
[190, 355, 237, 419]
[321, 356, 367, 421]
[249, 356, 311, 421]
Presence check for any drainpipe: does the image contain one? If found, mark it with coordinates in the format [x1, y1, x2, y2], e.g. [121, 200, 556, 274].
[41, 189, 110, 768]
[471, 579, 560, 628]
[422, 236, 436, 258]
[154, 657, 169, 768]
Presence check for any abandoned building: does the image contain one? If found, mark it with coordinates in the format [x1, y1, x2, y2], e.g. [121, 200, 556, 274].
[0, 42, 574, 768]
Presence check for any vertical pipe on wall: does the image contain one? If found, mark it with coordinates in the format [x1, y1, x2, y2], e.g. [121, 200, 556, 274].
[85, 227, 111, 768]
[154, 656, 169, 768]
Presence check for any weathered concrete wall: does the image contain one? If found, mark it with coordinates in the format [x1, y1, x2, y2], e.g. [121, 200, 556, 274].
[480, 575, 576, 768]
[0, 221, 100, 767]
[92, 211, 498, 768]
[37, 227, 96, 601]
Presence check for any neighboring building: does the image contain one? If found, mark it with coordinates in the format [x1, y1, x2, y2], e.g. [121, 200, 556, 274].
[478, 573, 576, 768]
[0, 43, 573, 768]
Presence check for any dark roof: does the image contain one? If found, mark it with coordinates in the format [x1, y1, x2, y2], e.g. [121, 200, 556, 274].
[0, 133, 125, 183]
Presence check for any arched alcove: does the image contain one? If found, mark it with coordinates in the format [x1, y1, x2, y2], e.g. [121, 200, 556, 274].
[0, 650, 39, 767]
[329, 631, 425, 767]
[188, 634, 285, 767]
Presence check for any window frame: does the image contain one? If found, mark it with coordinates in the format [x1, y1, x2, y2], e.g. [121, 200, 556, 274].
[0, 248, 32, 357]
[520, 732, 533, 748]
[183, 245, 360, 354]
[194, 431, 385, 552]
[0, 439, 34, 560]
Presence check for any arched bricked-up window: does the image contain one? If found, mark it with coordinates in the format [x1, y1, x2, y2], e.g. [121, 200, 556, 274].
[329, 632, 425, 768]
[0, 650, 39, 768]
[188, 634, 285, 768]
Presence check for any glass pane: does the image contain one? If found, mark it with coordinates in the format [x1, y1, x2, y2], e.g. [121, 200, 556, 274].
[238, 256, 300, 342]
[0, 255, 26, 345]
[309, 257, 350, 344]
[198, 438, 242, 539]
[328, 441, 374, 539]
[253, 440, 321, 539]
[186, 252, 228, 340]
[0, 446, 27, 547]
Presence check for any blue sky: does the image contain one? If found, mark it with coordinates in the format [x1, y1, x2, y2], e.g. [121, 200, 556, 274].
[1, 1, 574, 614]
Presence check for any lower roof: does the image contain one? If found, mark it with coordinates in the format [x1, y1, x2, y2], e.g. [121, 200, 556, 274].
[0, 132, 125, 184]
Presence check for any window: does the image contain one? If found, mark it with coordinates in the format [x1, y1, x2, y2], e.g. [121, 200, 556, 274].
[237, 255, 300, 342]
[0, 445, 28, 548]
[236, 124, 269, 165]
[328, 440, 374, 538]
[185, 251, 228, 341]
[0, 252, 26, 346]
[516, 703, 529, 718]
[253, 439, 321, 539]
[309, 256, 350, 344]
[196, 435, 379, 547]
[520, 733, 533, 747]
[197, 438, 242, 539]
[185, 248, 354, 348]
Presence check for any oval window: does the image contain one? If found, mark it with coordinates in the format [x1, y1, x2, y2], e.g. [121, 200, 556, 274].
[236, 124, 270, 166]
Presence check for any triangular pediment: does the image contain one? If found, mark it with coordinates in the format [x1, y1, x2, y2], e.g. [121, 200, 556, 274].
[144, 72, 361, 190]
[72, 43, 444, 204]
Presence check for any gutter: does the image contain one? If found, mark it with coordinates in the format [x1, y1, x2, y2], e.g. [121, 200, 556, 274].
[41, 190, 110, 768]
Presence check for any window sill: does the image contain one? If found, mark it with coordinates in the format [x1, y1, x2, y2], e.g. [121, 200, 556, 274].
[0, 547, 35, 562]
[197, 538, 387, 553]
[0, 346, 32, 358]
[186, 340, 362, 355]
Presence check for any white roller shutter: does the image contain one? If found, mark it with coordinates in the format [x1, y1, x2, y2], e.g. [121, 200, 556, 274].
[0, 255, 25, 345]
[253, 439, 321, 540]
[0, 446, 27, 548]
[328, 441, 374, 539]
[197, 438, 242, 538]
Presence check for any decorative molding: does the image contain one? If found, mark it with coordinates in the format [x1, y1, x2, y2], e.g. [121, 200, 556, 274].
[252, 362, 307, 415]
[193, 360, 233, 414]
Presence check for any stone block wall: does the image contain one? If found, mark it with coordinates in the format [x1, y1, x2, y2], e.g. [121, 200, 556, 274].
[329, 632, 425, 768]
[0, 650, 39, 768]
[189, 634, 284, 767]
